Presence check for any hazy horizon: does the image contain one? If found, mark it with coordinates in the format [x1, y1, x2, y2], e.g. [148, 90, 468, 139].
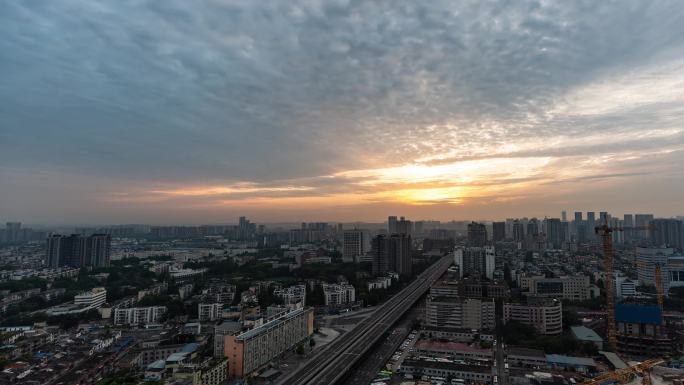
[2, 1, 684, 224]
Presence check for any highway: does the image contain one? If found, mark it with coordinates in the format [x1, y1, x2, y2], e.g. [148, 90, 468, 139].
[276, 255, 452, 385]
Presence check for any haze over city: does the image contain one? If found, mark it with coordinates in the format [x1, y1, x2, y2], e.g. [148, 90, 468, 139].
[2, 0, 684, 224]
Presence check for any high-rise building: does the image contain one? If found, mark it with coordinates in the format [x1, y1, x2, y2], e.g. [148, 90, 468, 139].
[86, 234, 111, 267]
[5, 222, 21, 243]
[45, 233, 111, 268]
[492, 222, 506, 242]
[396, 216, 412, 235]
[342, 229, 364, 263]
[46, 234, 64, 268]
[467, 222, 487, 247]
[454, 246, 495, 279]
[61, 234, 86, 267]
[635, 214, 654, 240]
[512, 221, 525, 242]
[371, 233, 412, 275]
[371, 234, 389, 275]
[586, 212, 596, 241]
[599, 211, 609, 225]
[544, 218, 565, 249]
[623, 214, 634, 243]
[649, 219, 683, 249]
[561, 211, 567, 222]
[388, 216, 398, 234]
[526, 219, 539, 237]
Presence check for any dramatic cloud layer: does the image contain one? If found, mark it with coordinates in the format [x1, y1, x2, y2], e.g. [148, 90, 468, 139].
[1, 0, 683, 223]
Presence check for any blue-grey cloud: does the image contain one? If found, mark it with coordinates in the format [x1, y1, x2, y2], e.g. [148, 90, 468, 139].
[1, 0, 684, 223]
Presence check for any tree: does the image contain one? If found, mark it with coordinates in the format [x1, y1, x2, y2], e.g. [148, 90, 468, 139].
[309, 338, 316, 349]
[296, 343, 305, 355]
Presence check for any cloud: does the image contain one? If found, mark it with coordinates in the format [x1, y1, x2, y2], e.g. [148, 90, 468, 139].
[1, 0, 684, 222]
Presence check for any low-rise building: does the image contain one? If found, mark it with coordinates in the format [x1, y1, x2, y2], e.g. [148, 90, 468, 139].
[114, 306, 166, 325]
[426, 296, 495, 330]
[322, 283, 355, 306]
[273, 284, 307, 305]
[74, 287, 107, 309]
[224, 307, 314, 378]
[198, 303, 223, 322]
[503, 297, 562, 335]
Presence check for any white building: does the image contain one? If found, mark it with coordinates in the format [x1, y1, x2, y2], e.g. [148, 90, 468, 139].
[454, 246, 495, 279]
[273, 284, 306, 305]
[74, 287, 107, 309]
[114, 306, 166, 325]
[198, 303, 223, 322]
[615, 275, 637, 299]
[426, 296, 495, 330]
[322, 283, 356, 306]
[504, 297, 562, 335]
[367, 276, 392, 290]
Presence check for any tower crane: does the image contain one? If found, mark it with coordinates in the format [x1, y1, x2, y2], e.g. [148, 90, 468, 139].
[595, 223, 653, 352]
[581, 358, 664, 385]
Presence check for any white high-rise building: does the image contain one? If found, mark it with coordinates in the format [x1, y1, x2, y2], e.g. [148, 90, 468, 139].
[454, 246, 495, 279]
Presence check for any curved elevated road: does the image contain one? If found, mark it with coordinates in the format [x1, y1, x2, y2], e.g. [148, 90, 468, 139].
[277, 256, 453, 385]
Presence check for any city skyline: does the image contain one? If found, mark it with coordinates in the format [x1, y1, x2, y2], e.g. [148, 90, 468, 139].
[2, 1, 684, 223]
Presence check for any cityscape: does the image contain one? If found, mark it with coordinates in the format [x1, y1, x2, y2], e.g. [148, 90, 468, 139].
[2, 1, 684, 385]
[0, 213, 683, 385]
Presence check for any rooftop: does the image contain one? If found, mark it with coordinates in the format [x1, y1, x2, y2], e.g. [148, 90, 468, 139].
[546, 354, 596, 367]
[571, 326, 603, 342]
[615, 304, 662, 325]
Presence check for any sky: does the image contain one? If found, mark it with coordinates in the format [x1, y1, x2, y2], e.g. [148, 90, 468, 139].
[1, 0, 684, 225]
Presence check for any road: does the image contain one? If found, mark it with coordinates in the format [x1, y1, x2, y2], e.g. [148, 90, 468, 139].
[276, 256, 452, 385]
[495, 339, 508, 385]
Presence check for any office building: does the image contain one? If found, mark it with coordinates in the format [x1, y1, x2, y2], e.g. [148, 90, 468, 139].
[322, 283, 356, 306]
[425, 296, 495, 330]
[504, 297, 562, 335]
[467, 222, 487, 247]
[74, 287, 107, 309]
[46, 234, 63, 268]
[454, 246, 495, 279]
[224, 307, 314, 378]
[492, 222, 506, 242]
[114, 306, 166, 325]
[342, 229, 364, 263]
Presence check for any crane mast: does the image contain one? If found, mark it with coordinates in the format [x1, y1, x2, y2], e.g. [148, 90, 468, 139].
[596, 224, 617, 351]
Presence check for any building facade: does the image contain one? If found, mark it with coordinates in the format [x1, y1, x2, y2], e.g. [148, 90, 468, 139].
[504, 298, 562, 335]
[224, 307, 314, 378]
